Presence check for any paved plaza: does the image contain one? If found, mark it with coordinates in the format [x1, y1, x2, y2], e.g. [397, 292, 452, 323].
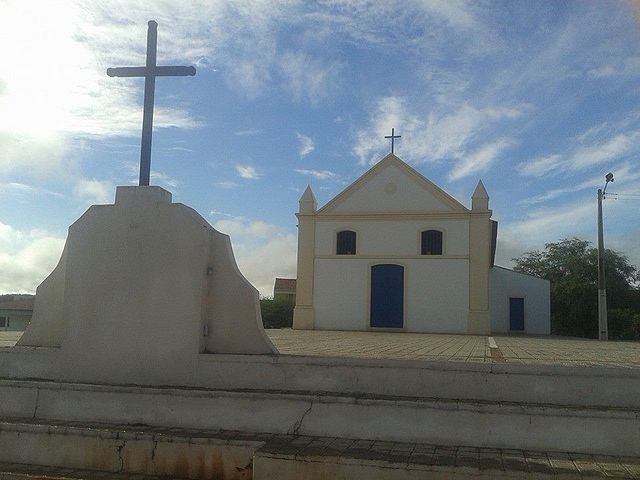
[2, 329, 640, 369]
[266, 329, 640, 369]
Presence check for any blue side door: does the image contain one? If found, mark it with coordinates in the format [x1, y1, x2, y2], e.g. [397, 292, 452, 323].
[509, 297, 525, 331]
[370, 264, 404, 328]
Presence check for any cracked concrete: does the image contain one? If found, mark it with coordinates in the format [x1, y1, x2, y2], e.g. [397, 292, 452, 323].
[116, 440, 126, 472]
[289, 400, 314, 435]
[30, 388, 39, 420]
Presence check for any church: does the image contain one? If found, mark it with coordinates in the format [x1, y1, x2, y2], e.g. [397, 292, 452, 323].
[293, 153, 550, 335]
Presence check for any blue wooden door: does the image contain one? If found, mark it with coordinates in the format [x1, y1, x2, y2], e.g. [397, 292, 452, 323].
[370, 264, 404, 328]
[509, 297, 525, 331]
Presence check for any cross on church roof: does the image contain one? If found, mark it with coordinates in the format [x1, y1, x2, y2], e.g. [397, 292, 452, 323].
[384, 128, 401, 154]
[107, 21, 196, 186]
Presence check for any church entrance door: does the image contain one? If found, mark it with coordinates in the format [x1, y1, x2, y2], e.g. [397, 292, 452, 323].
[370, 264, 404, 328]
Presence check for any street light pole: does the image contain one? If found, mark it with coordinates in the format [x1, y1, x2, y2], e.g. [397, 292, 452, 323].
[597, 172, 614, 341]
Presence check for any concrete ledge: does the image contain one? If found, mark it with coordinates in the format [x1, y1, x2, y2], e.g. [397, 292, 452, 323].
[2, 348, 640, 409]
[0, 378, 638, 456]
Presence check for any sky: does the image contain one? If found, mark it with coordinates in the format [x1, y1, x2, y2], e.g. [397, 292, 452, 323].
[1, 0, 640, 297]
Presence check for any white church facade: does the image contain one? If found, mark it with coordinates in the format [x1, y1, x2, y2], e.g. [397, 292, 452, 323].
[293, 154, 550, 335]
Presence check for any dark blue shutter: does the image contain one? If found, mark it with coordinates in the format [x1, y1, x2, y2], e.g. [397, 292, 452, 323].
[509, 297, 525, 331]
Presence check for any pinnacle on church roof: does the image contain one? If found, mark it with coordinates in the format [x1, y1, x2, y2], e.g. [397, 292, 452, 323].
[299, 185, 317, 213]
[472, 179, 489, 199]
[300, 185, 316, 202]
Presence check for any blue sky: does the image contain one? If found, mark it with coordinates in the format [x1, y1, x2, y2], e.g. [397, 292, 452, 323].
[2, 0, 640, 296]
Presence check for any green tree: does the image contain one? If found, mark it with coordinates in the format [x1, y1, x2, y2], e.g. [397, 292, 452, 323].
[513, 238, 639, 338]
[260, 297, 294, 329]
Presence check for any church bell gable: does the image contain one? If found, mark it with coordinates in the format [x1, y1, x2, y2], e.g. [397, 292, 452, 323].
[318, 154, 468, 214]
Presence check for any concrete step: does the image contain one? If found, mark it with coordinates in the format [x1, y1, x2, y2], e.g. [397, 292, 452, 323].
[1, 419, 639, 480]
[0, 419, 260, 479]
[0, 461, 177, 479]
[2, 378, 638, 457]
[254, 437, 640, 479]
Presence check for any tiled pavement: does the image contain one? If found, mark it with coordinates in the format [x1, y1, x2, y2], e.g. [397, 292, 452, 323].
[266, 329, 640, 369]
[266, 329, 491, 362]
[0, 332, 21, 348]
[3, 329, 640, 368]
[492, 334, 640, 368]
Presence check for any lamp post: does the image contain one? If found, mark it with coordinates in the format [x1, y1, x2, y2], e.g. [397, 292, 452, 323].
[597, 172, 614, 341]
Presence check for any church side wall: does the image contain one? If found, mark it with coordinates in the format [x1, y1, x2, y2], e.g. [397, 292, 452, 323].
[313, 219, 470, 332]
[490, 267, 550, 335]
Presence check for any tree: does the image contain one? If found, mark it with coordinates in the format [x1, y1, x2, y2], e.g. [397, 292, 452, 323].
[260, 297, 294, 329]
[513, 238, 639, 338]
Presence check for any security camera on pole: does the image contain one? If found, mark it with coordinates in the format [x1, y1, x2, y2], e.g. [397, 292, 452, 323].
[597, 172, 614, 341]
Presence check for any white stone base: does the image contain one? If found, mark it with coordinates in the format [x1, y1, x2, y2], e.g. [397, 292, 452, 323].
[16, 186, 275, 386]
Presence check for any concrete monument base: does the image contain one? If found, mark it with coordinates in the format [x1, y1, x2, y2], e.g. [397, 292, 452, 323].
[16, 186, 275, 385]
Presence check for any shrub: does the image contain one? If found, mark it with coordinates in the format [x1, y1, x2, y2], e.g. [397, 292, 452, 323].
[608, 308, 640, 341]
[260, 297, 294, 329]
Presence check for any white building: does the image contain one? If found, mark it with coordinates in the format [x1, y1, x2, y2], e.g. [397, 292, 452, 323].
[293, 154, 550, 335]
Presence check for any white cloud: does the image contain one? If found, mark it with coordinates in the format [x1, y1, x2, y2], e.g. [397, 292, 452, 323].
[279, 51, 341, 103]
[353, 96, 420, 166]
[215, 180, 239, 189]
[212, 217, 296, 297]
[569, 133, 637, 170]
[73, 178, 114, 205]
[234, 128, 263, 136]
[295, 169, 336, 180]
[517, 161, 640, 207]
[353, 96, 523, 168]
[519, 128, 640, 181]
[0, 182, 63, 198]
[226, 60, 273, 99]
[494, 201, 594, 268]
[123, 162, 179, 190]
[214, 219, 281, 239]
[496, 187, 640, 271]
[150, 170, 179, 189]
[0, 1, 199, 140]
[587, 57, 640, 79]
[421, 0, 479, 30]
[236, 165, 261, 179]
[517, 154, 562, 177]
[448, 138, 513, 181]
[0, 1, 203, 182]
[0, 132, 74, 178]
[505, 201, 593, 239]
[0, 221, 65, 294]
[297, 133, 315, 157]
[210, 209, 243, 219]
[166, 146, 195, 153]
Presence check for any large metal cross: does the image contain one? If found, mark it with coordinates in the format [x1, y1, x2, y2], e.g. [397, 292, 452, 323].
[107, 20, 196, 186]
[385, 128, 401, 154]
